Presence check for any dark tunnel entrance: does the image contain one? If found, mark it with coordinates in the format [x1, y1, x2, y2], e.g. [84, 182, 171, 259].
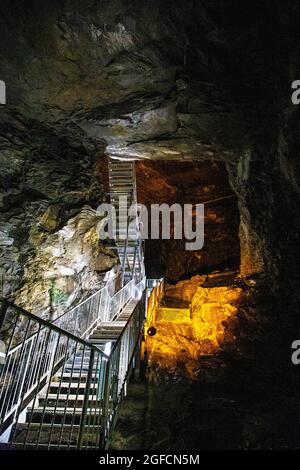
[136, 160, 240, 282]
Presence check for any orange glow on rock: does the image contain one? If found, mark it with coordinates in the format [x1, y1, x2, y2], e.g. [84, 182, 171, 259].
[145, 277, 242, 378]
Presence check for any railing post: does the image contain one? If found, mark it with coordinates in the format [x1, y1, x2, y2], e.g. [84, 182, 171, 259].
[100, 359, 111, 449]
[106, 292, 111, 322]
[78, 348, 95, 450]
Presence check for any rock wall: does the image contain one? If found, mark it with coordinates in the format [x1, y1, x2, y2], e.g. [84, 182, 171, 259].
[14, 207, 118, 318]
[0, 110, 118, 314]
[0, 0, 299, 322]
[136, 160, 240, 280]
[146, 273, 242, 378]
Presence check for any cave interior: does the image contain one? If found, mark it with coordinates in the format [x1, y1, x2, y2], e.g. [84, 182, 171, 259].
[0, 0, 300, 450]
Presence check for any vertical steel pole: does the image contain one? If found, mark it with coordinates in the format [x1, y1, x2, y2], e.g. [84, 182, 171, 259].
[78, 348, 95, 450]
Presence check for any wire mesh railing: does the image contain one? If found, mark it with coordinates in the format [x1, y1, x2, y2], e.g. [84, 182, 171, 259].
[53, 279, 136, 340]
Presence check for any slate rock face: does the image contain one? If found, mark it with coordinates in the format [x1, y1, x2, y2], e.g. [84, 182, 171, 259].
[0, 109, 113, 311]
[0, 1, 298, 328]
[14, 207, 118, 318]
[1, 1, 298, 305]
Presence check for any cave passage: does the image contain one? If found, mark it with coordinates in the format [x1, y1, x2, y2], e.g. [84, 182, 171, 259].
[136, 160, 240, 282]
[1, 0, 299, 453]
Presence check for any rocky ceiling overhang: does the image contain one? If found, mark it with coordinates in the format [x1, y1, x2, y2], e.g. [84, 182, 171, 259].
[0, 0, 280, 162]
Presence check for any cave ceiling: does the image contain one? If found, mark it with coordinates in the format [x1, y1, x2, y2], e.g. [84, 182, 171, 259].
[1, 0, 298, 301]
[0, 0, 279, 163]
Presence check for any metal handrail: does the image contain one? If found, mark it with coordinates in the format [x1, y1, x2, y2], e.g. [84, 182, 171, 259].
[120, 188, 134, 287]
[0, 276, 146, 449]
[52, 278, 135, 340]
[0, 158, 147, 449]
[0, 299, 109, 448]
[0, 279, 136, 371]
[0, 299, 106, 356]
[145, 278, 164, 330]
[101, 292, 146, 447]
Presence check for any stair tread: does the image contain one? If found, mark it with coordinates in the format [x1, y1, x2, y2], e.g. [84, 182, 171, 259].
[50, 382, 90, 388]
[39, 393, 100, 400]
[29, 406, 103, 413]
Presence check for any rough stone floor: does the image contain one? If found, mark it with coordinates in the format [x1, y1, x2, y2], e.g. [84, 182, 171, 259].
[110, 370, 299, 450]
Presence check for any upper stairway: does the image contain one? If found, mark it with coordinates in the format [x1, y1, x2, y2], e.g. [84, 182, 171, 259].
[108, 158, 144, 286]
[89, 298, 138, 346]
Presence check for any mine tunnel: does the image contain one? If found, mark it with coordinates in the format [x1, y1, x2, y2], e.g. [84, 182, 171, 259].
[136, 160, 240, 281]
[0, 0, 300, 454]
[134, 160, 241, 377]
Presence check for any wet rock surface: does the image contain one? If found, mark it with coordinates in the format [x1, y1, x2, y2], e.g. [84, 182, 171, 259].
[14, 206, 118, 318]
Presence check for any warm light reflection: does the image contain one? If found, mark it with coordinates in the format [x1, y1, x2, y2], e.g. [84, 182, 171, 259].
[145, 279, 242, 378]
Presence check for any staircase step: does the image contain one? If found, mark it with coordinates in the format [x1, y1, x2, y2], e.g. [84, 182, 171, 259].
[11, 423, 100, 448]
[90, 334, 120, 340]
[109, 166, 133, 170]
[110, 186, 133, 190]
[109, 164, 133, 169]
[58, 373, 100, 381]
[109, 175, 133, 180]
[91, 326, 123, 332]
[12, 423, 80, 447]
[109, 161, 133, 166]
[110, 180, 133, 183]
[38, 394, 101, 408]
[28, 406, 103, 418]
[49, 382, 96, 392]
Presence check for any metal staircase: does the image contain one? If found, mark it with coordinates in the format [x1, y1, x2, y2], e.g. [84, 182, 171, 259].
[11, 348, 104, 449]
[0, 158, 147, 450]
[90, 298, 138, 346]
[0, 284, 145, 449]
[108, 159, 144, 286]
